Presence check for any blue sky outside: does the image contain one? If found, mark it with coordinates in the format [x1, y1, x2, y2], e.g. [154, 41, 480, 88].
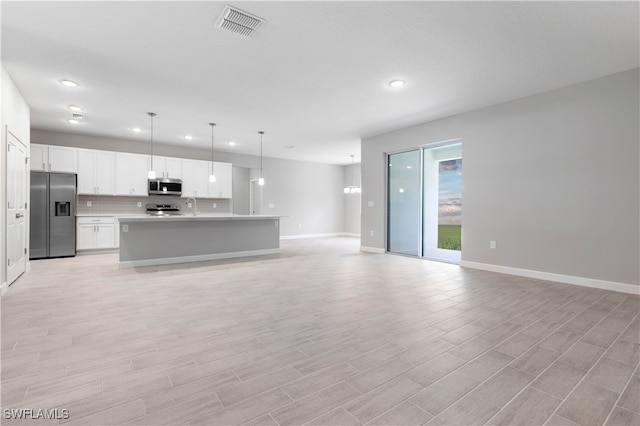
[438, 159, 462, 225]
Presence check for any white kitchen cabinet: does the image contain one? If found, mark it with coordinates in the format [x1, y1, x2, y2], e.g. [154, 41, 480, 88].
[182, 159, 209, 198]
[208, 161, 233, 198]
[77, 149, 116, 195]
[77, 217, 115, 250]
[115, 153, 149, 196]
[151, 156, 182, 179]
[30, 144, 78, 173]
[30, 144, 47, 171]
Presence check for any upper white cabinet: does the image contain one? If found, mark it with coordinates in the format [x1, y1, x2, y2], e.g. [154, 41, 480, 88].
[77, 149, 116, 195]
[208, 161, 233, 198]
[151, 156, 182, 179]
[115, 153, 149, 196]
[30, 144, 77, 173]
[30, 144, 47, 171]
[182, 159, 209, 198]
[34, 144, 234, 199]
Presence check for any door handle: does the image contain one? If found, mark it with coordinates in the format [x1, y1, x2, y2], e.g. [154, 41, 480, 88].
[16, 213, 24, 219]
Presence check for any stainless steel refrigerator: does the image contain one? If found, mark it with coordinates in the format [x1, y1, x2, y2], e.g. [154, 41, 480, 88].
[30, 172, 77, 259]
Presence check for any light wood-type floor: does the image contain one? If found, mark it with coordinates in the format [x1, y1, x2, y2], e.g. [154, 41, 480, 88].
[2, 237, 639, 425]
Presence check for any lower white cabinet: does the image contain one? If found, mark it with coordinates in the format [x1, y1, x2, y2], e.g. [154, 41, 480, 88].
[77, 217, 116, 250]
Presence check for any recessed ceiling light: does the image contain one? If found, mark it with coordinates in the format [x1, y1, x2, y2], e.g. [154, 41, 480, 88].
[407, 165, 412, 169]
[227, 141, 237, 146]
[185, 135, 193, 140]
[67, 119, 80, 125]
[68, 105, 82, 112]
[131, 127, 142, 133]
[389, 80, 406, 88]
[286, 145, 296, 149]
[59, 79, 79, 88]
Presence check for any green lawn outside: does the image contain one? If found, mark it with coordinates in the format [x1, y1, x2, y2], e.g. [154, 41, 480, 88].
[438, 225, 462, 251]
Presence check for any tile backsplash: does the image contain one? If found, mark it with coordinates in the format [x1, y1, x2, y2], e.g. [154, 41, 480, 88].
[77, 195, 231, 215]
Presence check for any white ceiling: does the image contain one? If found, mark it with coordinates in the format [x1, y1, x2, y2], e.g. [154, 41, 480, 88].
[2, 1, 638, 165]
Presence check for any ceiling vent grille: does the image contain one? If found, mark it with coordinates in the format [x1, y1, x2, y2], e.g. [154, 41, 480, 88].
[216, 5, 265, 38]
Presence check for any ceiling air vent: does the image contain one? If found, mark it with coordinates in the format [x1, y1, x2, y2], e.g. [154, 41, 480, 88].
[216, 5, 265, 38]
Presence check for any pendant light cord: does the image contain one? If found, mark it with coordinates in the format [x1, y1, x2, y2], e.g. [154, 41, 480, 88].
[259, 131, 264, 178]
[209, 123, 216, 169]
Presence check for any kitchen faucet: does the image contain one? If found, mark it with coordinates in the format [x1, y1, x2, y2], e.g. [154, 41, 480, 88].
[186, 197, 198, 216]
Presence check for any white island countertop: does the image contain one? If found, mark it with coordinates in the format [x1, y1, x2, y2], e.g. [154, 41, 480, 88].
[118, 214, 281, 222]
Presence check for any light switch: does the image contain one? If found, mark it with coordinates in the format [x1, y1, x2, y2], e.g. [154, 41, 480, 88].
[86, 201, 92, 207]
[213, 203, 217, 208]
[269, 203, 275, 209]
[368, 201, 374, 207]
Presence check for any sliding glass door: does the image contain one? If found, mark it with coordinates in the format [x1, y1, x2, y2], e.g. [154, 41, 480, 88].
[387, 141, 462, 263]
[387, 150, 421, 256]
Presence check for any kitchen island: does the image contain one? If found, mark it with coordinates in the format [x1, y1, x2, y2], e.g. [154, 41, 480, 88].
[117, 215, 280, 268]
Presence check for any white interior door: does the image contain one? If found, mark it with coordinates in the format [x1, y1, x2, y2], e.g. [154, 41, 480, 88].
[6, 130, 28, 285]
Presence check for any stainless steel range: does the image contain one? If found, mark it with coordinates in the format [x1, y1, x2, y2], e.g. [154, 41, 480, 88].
[146, 203, 183, 216]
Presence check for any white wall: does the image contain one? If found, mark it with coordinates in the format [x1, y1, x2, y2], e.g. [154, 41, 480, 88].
[260, 157, 344, 237]
[343, 163, 361, 236]
[31, 130, 346, 237]
[361, 69, 639, 289]
[1, 66, 31, 291]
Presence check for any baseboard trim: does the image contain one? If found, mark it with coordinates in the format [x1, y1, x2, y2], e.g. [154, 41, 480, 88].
[360, 246, 385, 254]
[343, 233, 361, 238]
[77, 248, 119, 255]
[280, 233, 354, 240]
[460, 260, 640, 295]
[119, 248, 281, 269]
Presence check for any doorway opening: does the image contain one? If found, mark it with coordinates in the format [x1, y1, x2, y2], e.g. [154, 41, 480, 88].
[249, 179, 262, 215]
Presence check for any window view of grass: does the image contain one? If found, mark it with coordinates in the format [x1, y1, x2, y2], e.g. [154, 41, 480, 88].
[438, 224, 462, 250]
[438, 158, 462, 251]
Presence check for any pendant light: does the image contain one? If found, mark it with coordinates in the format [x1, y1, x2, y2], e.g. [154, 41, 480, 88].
[258, 131, 265, 186]
[147, 112, 157, 179]
[344, 155, 361, 194]
[208, 122, 217, 183]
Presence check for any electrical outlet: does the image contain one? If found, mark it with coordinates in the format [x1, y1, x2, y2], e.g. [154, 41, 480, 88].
[490, 241, 496, 249]
[269, 203, 275, 209]
[86, 201, 92, 207]
[370, 230, 374, 237]
[123, 225, 129, 232]
[187, 202, 192, 208]
[137, 202, 142, 207]
[368, 201, 374, 207]
[213, 203, 217, 208]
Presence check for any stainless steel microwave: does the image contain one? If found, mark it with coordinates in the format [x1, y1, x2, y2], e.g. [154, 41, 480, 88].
[148, 178, 182, 196]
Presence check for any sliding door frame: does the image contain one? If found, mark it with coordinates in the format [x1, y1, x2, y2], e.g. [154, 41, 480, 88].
[384, 138, 463, 261]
